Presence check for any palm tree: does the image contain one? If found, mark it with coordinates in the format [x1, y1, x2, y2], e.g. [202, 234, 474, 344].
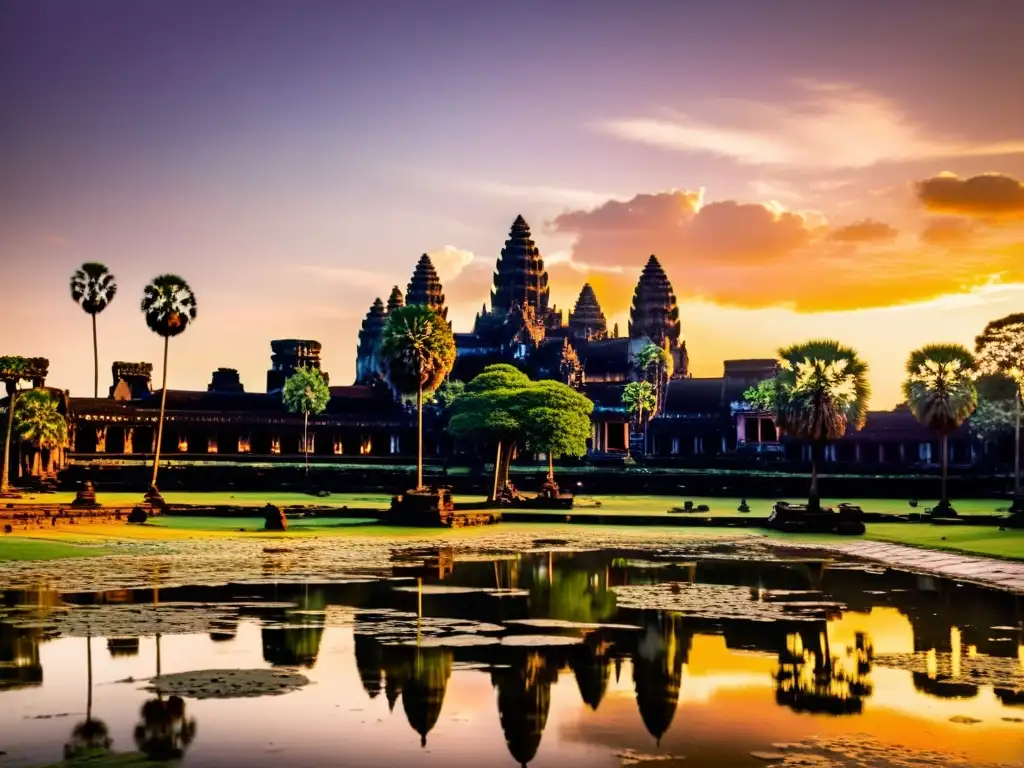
[64, 634, 112, 760]
[70, 263, 118, 398]
[975, 314, 1024, 512]
[622, 381, 656, 455]
[378, 305, 456, 490]
[0, 356, 28, 496]
[14, 388, 70, 478]
[141, 275, 197, 502]
[775, 340, 870, 513]
[903, 344, 977, 516]
[637, 341, 674, 415]
[282, 366, 331, 475]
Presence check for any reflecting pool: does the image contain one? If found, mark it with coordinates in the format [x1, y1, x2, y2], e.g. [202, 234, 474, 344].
[2, 545, 1024, 767]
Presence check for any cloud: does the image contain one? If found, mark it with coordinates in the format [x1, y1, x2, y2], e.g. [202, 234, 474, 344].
[920, 217, 978, 246]
[596, 81, 1024, 169]
[550, 189, 815, 268]
[468, 180, 627, 210]
[550, 188, 1024, 312]
[426, 245, 475, 282]
[827, 219, 899, 243]
[916, 173, 1024, 217]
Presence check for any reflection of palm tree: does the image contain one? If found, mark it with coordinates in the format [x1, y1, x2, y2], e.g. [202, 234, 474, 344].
[64, 635, 112, 760]
[774, 628, 873, 715]
[633, 613, 688, 745]
[529, 564, 616, 624]
[133, 695, 197, 760]
[492, 652, 557, 767]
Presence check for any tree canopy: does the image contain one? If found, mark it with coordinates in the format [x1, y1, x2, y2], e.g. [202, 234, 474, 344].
[519, 380, 594, 459]
[282, 366, 331, 417]
[775, 339, 870, 442]
[902, 344, 977, 435]
[70, 263, 117, 316]
[742, 379, 776, 411]
[141, 275, 197, 338]
[378, 304, 456, 398]
[622, 381, 656, 423]
[976, 313, 1024, 396]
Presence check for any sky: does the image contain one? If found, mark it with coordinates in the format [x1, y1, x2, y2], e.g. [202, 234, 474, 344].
[3, 0, 1024, 408]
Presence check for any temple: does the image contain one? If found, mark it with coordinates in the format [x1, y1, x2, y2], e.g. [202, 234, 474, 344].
[12, 213, 992, 484]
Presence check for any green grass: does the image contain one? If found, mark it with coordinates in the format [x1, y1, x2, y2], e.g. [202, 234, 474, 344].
[145, 515, 381, 531]
[0, 538, 112, 561]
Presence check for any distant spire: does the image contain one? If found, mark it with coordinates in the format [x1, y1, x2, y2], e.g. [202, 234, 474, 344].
[387, 285, 405, 313]
[628, 255, 681, 349]
[569, 283, 607, 341]
[354, 298, 387, 384]
[406, 254, 447, 319]
[490, 215, 550, 315]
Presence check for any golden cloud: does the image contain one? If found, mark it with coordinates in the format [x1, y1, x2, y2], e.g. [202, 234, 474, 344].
[549, 189, 1024, 312]
[917, 173, 1024, 217]
[920, 217, 977, 247]
[827, 219, 899, 243]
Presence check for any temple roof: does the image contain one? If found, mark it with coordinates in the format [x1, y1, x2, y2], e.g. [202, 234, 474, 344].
[406, 254, 447, 319]
[491, 215, 550, 315]
[628, 255, 681, 349]
[357, 299, 388, 355]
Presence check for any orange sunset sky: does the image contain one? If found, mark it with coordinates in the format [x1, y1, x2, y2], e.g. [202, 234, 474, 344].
[3, 1, 1024, 408]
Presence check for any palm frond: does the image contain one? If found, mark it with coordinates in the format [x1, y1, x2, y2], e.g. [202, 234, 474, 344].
[775, 339, 870, 441]
[902, 344, 978, 435]
[69, 262, 117, 315]
[378, 304, 456, 396]
[141, 274, 198, 338]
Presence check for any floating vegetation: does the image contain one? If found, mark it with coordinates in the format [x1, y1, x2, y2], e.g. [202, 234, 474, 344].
[499, 634, 583, 647]
[146, 669, 309, 699]
[504, 619, 640, 631]
[744, 734, 1016, 767]
[612, 582, 835, 622]
[875, 651, 1024, 690]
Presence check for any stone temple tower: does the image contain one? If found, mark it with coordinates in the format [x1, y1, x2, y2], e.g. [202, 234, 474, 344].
[355, 298, 388, 385]
[628, 255, 681, 350]
[568, 283, 607, 341]
[406, 254, 447, 320]
[386, 286, 405, 313]
[490, 215, 550, 316]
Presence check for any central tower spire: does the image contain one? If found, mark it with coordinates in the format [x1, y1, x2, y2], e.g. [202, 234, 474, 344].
[490, 215, 550, 315]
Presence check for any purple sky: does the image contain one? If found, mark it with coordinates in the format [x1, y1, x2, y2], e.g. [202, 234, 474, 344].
[3, 0, 1024, 405]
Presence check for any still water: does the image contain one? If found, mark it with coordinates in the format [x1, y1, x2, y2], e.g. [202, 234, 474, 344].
[2, 545, 1024, 767]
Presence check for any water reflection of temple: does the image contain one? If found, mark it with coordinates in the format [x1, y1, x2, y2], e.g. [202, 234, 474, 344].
[5, 548, 1024, 762]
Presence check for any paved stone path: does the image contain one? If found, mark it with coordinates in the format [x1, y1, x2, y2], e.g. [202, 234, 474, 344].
[827, 540, 1024, 593]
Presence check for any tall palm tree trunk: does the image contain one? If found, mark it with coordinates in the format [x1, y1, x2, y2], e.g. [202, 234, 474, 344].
[1, 389, 18, 494]
[416, 383, 423, 490]
[940, 433, 950, 512]
[92, 313, 99, 399]
[150, 337, 170, 489]
[547, 450, 554, 482]
[808, 441, 821, 513]
[491, 442, 502, 501]
[303, 410, 309, 476]
[1011, 393, 1019, 514]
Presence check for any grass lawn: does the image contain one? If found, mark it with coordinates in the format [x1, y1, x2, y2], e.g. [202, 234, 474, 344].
[0, 537, 113, 561]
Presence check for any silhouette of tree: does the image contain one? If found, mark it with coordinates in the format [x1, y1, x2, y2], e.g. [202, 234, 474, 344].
[69, 263, 117, 398]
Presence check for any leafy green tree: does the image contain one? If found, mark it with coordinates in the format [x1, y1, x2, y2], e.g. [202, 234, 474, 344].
[15, 388, 69, 477]
[622, 381, 656, 455]
[0, 356, 28, 495]
[70, 263, 117, 398]
[637, 341, 674, 416]
[449, 365, 530, 499]
[378, 305, 456, 490]
[520, 381, 594, 483]
[141, 275, 197, 500]
[902, 344, 978, 513]
[282, 366, 331, 475]
[976, 314, 1024, 505]
[971, 398, 1016, 441]
[775, 340, 870, 512]
[743, 379, 777, 411]
[430, 379, 465, 409]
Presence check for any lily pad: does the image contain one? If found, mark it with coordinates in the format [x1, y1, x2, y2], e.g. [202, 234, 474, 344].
[146, 668, 309, 699]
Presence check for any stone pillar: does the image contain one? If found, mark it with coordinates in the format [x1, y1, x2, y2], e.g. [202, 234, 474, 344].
[602, 422, 608, 452]
[757, 418, 763, 443]
[854, 444, 861, 463]
[899, 442, 906, 462]
[389, 433, 399, 454]
[123, 427, 134, 455]
[721, 435, 727, 453]
[151, 429, 158, 453]
[736, 415, 747, 443]
[693, 436, 699, 454]
[95, 426, 107, 453]
[878, 443, 885, 463]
